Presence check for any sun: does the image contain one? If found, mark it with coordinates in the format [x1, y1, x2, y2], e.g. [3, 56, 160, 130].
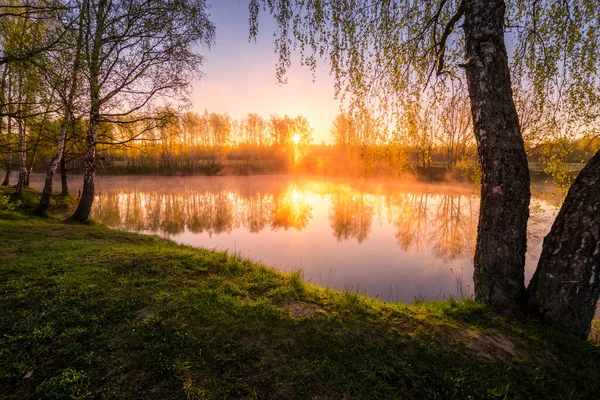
[293, 134, 301, 144]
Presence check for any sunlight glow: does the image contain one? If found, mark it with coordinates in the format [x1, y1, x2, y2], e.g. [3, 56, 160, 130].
[293, 134, 301, 144]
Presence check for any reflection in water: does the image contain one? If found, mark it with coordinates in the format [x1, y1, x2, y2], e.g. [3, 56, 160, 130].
[89, 177, 556, 302]
[393, 193, 430, 253]
[94, 185, 314, 235]
[429, 194, 477, 261]
[329, 188, 373, 244]
[271, 186, 313, 231]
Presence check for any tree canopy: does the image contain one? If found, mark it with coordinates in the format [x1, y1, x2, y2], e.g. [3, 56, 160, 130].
[249, 0, 600, 139]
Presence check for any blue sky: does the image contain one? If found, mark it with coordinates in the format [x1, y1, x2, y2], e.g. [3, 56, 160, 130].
[191, 0, 339, 143]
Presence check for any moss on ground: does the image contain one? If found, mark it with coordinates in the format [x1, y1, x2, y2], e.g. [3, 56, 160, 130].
[0, 188, 599, 399]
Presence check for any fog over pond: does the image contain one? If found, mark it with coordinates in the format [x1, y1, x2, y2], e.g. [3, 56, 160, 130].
[31, 175, 558, 303]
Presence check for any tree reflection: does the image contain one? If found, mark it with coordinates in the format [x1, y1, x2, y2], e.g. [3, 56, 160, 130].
[328, 187, 373, 243]
[123, 191, 145, 231]
[429, 194, 477, 261]
[393, 193, 429, 252]
[271, 186, 313, 230]
[92, 192, 122, 228]
[92, 183, 313, 235]
[243, 193, 272, 233]
[90, 181, 550, 266]
[161, 194, 186, 234]
[390, 192, 478, 261]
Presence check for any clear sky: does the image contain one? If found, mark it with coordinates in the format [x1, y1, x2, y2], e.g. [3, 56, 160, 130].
[191, 0, 339, 143]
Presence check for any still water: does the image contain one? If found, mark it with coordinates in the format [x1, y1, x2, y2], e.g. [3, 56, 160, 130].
[32, 175, 559, 303]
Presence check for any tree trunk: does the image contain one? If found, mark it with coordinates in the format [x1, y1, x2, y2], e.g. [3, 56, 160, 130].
[25, 131, 42, 187]
[25, 90, 55, 189]
[60, 155, 69, 195]
[2, 117, 12, 186]
[2, 161, 11, 186]
[36, 15, 83, 215]
[528, 150, 600, 338]
[66, 3, 102, 223]
[15, 73, 27, 196]
[463, 0, 531, 312]
[15, 115, 28, 192]
[15, 117, 27, 196]
[35, 121, 69, 215]
[1, 69, 12, 187]
[65, 110, 98, 223]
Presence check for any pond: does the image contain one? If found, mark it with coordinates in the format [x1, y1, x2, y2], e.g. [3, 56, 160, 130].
[31, 175, 559, 303]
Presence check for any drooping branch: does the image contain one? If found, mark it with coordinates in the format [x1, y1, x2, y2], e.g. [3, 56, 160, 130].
[436, 0, 465, 77]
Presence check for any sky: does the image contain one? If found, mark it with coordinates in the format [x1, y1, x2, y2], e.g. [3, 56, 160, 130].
[191, 0, 339, 143]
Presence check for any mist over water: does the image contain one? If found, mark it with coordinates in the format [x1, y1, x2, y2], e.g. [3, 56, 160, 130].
[30, 174, 558, 303]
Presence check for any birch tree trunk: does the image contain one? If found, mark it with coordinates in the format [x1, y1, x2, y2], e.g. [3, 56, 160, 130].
[24, 130, 42, 187]
[34, 120, 69, 214]
[35, 14, 83, 215]
[528, 150, 600, 338]
[60, 155, 68, 195]
[463, 0, 531, 312]
[15, 76, 27, 196]
[65, 0, 107, 223]
[0, 68, 10, 186]
[1, 157, 11, 186]
[64, 105, 98, 223]
[2, 116, 12, 186]
[15, 116, 26, 196]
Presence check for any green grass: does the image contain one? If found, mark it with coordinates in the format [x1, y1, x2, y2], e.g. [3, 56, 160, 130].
[1, 190, 600, 399]
[0, 186, 77, 216]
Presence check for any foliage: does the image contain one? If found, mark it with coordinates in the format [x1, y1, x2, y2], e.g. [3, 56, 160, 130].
[249, 0, 600, 184]
[0, 194, 20, 212]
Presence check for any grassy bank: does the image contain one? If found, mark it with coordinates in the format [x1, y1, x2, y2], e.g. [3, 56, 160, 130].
[1, 189, 600, 399]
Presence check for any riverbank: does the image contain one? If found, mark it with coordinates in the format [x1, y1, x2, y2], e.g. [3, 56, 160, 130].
[1, 189, 599, 399]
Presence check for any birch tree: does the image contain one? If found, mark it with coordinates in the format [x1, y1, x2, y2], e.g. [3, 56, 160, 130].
[250, 0, 600, 337]
[66, 0, 215, 222]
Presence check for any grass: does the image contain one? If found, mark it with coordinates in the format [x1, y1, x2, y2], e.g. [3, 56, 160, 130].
[0, 186, 77, 216]
[1, 188, 600, 399]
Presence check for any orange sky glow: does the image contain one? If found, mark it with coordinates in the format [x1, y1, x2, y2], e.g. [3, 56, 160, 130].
[191, 1, 340, 144]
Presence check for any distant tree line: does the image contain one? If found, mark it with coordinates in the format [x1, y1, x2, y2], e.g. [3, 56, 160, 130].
[102, 111, 314, 174]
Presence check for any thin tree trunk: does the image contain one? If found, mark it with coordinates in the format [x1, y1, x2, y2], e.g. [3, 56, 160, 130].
[463, 0, 531, 312]
[528, 150, 600, 338]
[24, 131, 42, 187]
[34, 121, 69, 214]
[0, 67, 10, 186]
[15, 116, 26, 195]
[2, 161, 11, 186]
[2, 116, 12, 186]
[60, 155, 69, 195]
[26, 87, 56, 188]
[15, 74, 27, 196]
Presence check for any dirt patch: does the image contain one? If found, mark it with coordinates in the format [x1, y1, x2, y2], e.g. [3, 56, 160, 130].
[135, 306, 156, 322]
[44, 227, 69, 236]
[447, 327, 558, 365]
[282, 301, 325, 319]
[454, 329, 515, 360]
[0, 248, 17, 257]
